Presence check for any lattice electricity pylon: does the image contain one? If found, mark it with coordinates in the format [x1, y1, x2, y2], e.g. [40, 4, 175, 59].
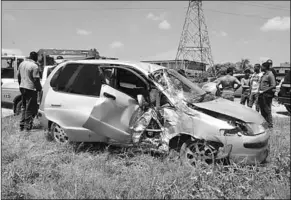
[176, 0, 214, 72]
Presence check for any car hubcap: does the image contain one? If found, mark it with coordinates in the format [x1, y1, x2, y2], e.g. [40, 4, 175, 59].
[185, 140, 216, 166]
[53, 124, 68, 144]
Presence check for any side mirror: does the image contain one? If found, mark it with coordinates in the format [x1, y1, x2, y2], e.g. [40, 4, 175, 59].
[137, 94, 145, 107]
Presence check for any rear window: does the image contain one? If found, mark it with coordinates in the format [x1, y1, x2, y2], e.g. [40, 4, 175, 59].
[50, 63, 102, 96]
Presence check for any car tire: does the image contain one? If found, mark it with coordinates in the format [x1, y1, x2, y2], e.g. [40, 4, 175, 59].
[46, 122, 69, 144]
[180, 139, 216, 168]
[285, 105, 291, 114]
[14, 100, 22, 116]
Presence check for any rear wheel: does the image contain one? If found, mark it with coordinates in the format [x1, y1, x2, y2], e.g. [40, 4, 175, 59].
[285, 105, 291, 114]
[46, 122, 69, 144]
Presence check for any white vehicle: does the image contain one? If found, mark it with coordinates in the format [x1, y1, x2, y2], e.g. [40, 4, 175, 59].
[1, 62, 56, 115]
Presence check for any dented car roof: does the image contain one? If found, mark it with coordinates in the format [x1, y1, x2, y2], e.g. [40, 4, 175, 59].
[61, 59, 165, 76]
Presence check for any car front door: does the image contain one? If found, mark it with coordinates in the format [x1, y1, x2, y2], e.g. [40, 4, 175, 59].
[82, 65, 149, 143]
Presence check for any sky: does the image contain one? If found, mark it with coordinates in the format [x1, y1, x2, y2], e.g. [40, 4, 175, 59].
[1, 1, 290, 66]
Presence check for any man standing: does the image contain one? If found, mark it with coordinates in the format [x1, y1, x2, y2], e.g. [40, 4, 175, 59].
[240, 69, 251, 105]
[17, 51, 42, 132]
[248, 64, 263, 112]
[258, 59, 276, 128]
[216, 67, 241, 101]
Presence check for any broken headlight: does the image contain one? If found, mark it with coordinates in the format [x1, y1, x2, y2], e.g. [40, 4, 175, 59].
[227, 120, 255, 136]
[220, 128, 241, 136]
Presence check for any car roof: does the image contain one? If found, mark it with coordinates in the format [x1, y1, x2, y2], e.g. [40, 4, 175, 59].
[61, 59, 165, 76]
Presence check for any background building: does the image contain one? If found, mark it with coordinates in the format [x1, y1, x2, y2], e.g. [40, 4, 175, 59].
[273, 62, 290, 81]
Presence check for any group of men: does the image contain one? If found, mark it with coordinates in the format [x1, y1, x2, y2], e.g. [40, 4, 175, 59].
[216, 59, 276, 128]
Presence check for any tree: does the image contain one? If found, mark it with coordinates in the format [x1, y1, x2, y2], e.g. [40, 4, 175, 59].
[235, 58, 253, 73]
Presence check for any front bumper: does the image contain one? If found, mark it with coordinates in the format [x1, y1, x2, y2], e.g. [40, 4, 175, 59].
[226, 130, 270, 165]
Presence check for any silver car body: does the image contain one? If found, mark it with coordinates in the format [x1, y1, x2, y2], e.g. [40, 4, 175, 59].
[39, 60, 270, 164]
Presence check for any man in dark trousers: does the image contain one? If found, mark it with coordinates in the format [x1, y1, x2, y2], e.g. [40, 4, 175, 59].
[216, 67, 241, 101]
[258, 59, 276, 128]
[17, 51, 42, 131]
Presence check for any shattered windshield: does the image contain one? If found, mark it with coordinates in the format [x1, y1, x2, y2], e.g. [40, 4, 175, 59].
[150, 69, 208, 104]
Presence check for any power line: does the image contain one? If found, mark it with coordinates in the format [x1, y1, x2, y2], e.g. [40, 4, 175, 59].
[204, 8, 271, 20]
[2, 6, 275, 20]
[231, 1, 290, 11]
[249, 2, 290, 9]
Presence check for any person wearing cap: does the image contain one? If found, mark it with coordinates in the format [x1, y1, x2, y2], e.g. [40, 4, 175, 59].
[248, 64, 263, 112]
[216, 67, 241, 101]
[258, 59, 276, 128]
[17, 51, 42, 132]
[240, 69, 251, 106]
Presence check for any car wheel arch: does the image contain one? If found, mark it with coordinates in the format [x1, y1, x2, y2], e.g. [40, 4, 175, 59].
[168, 133, 200, 151]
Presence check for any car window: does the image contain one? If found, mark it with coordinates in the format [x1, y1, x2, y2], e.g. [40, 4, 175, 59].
[99, 66, 147, 99]
[117, 68, 146, 89]
[69, 64, 102, 96]
[1, 68, 14, 79]
[100, 67, 116, 87]
[50, 63, 102, 97]
[47, 66, 57, 78]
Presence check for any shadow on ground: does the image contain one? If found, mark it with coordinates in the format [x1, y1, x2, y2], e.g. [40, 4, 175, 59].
[276, 111, 290, 117]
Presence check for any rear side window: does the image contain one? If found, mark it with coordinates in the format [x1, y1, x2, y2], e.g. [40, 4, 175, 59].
[50, 63, 102, 96]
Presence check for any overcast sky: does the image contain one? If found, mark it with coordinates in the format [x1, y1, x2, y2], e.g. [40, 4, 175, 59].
[2, 1, 290, 66]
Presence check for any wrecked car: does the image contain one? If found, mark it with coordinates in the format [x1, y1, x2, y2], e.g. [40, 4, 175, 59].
[38, 60, 270, 167]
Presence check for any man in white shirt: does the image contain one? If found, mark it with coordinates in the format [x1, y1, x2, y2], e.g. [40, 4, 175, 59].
[248, 64, 263, 112]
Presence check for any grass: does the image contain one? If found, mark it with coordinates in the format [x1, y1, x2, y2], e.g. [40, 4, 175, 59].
[1, 115, 290, 199]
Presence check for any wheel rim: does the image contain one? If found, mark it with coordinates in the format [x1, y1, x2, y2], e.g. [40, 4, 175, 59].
[53, 124, 69, 144]
[184, 140, 216, 166]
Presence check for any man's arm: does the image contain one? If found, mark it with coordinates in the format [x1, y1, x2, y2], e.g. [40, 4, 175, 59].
[32, 65, 42, 92]
[17, 65, 21, 85]
[234, 78, 241, 90]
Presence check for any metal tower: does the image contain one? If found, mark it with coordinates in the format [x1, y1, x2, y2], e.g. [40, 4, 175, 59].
[176, 0, 214, 72]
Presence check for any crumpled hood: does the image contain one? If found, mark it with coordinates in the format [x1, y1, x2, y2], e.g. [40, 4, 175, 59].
[193, 98, 265, 124]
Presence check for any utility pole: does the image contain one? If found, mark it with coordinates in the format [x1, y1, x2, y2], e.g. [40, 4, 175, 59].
[176, 0, 214, 73]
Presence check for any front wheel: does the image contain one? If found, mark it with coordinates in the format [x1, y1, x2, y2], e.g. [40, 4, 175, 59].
[180, 139, 217, 168]
[285, 105, 291, 114]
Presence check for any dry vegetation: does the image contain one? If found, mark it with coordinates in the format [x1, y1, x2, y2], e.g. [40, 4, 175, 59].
[1, 115, 290, 199]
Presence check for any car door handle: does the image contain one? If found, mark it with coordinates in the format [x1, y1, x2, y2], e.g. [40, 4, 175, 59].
[51, 104, 62, 107]
[103, 92, 116, 100]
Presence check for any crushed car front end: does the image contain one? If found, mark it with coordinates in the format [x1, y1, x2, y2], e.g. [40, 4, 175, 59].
[142, 68, 270, 165]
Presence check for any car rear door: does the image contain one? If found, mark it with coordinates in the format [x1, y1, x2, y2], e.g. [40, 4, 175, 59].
[43, 62, 108, 142]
